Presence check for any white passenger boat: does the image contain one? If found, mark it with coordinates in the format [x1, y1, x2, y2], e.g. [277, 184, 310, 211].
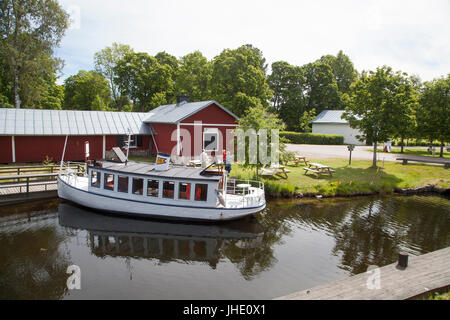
[57, 150, 265, 222]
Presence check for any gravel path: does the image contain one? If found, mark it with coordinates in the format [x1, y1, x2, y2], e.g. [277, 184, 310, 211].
[285, 144, 399, 161]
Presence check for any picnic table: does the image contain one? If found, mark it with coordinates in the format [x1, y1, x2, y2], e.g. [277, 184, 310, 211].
[236, 183, 251, 195]
[303, 162, 335, 178]
[292, 155, 308, 166]
[260, 164, 291, 178]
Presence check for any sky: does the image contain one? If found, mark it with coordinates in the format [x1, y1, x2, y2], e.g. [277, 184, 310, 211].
[55, 0, 450, 83]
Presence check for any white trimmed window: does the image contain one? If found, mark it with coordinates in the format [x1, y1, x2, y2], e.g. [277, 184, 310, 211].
[203, 128, 219, 151]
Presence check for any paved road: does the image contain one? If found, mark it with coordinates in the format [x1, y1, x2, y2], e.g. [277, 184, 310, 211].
[285, 144, 399, 161]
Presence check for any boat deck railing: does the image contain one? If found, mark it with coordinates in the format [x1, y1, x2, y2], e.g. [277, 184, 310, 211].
[224, 178, 265, 208]
[59, 161, 87, 179]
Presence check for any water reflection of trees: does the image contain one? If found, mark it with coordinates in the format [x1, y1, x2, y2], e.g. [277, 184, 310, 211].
[58, 203, 286, 280]
[0, 213, 71, 299]
[266, 196, 450, 275]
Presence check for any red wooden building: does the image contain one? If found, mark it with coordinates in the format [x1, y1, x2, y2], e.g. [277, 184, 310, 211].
[0, 97, 238, 163]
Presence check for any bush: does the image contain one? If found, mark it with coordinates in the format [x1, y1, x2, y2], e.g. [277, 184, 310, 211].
[280, 131, 344, 145]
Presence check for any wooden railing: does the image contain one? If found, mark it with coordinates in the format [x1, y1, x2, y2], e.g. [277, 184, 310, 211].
[0, 164, 84, 176]
[0, 163, 85, 195]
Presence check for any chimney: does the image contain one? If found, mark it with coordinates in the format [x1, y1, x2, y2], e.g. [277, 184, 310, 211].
[176, 94, 190, 105]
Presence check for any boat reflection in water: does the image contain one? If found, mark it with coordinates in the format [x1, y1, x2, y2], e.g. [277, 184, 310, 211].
[58, 202, 264, 268]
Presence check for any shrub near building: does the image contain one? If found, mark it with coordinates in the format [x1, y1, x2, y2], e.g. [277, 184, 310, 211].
[280, 131, 344, 145]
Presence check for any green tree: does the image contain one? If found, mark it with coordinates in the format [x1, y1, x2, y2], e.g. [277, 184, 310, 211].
[299, 108, 316, 133]
[303, 62, 340, 113]
[94, 43, 133, 110]
[211, 45, 272, 117]
[391, 75, 420, 153]
[155, 51, 179, 73]
[114, 52, 174, 111]
[63, 70, 111, 110]
[175, 51, 212, 101]
[417, 75, 450, 157]
[268, 61, 339, 131]
[317, 50, 358, 95]
[236, 103, 286, 177]
[0, 0, 69, 108]
[343, 66, 417, 167]
[40, 77, 64, 110]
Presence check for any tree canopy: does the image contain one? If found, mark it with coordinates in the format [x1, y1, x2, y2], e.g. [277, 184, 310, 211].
[343, 66, 418, 167]
[0, 0, 69, 108]
[113, 52, 174, 112]
[63, 70, 111, 111]
[175, 51, 212, 102]
[211, 45, 273, 117]
[317, 50, 358, 95]
[416, 74, 450, 156]
[94, 43, 133, 110]
[268, 60, 340, 131]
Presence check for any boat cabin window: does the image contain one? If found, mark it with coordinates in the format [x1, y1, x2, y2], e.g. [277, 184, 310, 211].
[163, 181, 175, 199]
[194, 184, 208, 201]
[104, 173, 114, 191]
[178, 182, 191, 200]
[132, 178, 143, 195]
[147, 179, 159, 197]
[118, 175, 129, 193]
[91, 171, 100, 188]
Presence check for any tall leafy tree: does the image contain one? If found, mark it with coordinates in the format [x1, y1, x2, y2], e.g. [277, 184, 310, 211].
[343, 66, 417, 167]
[175, 51, 211, 101]
[39, 75, 64, 110]
[0, 0, 69, 108]
[390, 75, 420, 153]
[317, 50, 358, 95]
[268, 61, 306, 130]
[417, 75, 450, 157]
[155, 51, 179, 73]
[211, 45, 272, 117]
[114, 52, 174, 112]
[94, 43, 133, 109]
[236, 103, 286, 177]
[268, 61, 339, 131]
[299, 108, 316, 133]
[63, 70, 111, 110]
[303, 62, 340, 113]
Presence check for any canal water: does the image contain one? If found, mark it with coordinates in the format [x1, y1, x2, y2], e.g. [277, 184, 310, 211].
[0, 195, 449, 299]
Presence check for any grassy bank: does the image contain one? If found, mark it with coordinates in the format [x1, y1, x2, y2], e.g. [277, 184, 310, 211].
[230, 159, 450, 197]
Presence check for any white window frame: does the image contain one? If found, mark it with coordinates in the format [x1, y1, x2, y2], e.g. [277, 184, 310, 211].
[203, 128, 219, 152]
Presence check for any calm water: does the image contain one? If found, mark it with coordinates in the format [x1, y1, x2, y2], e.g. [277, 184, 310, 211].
[0, 195, 449, 299]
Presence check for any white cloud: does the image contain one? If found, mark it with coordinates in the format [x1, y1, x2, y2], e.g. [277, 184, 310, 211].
[56, 0, 450, 82]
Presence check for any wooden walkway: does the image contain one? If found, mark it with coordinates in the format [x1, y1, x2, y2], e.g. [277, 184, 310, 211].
[276, 246, 450, 300]
[0, 182, 57, 196]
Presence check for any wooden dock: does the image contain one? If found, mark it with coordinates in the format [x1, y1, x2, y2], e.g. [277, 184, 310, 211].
[276, 246, 450, 300]
[0, 163, 84, 205]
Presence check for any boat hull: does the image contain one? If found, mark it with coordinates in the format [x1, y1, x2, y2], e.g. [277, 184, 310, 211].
[57, 176, 266, 222]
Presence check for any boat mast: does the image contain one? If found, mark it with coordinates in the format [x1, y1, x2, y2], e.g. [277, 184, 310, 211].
[59, 135, 68, 174]
[125, 128, 132, 165]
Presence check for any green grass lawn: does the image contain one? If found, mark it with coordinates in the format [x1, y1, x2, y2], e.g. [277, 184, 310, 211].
[230, 158, 450, 197]
[371, 148, 450, 158]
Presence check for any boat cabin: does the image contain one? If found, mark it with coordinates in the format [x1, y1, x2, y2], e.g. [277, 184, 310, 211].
[87, 161, 223, 208]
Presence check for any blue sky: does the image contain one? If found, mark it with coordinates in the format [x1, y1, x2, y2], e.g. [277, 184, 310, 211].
[55, 0, 450, 83]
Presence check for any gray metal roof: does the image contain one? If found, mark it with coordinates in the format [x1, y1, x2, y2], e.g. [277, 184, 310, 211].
[0, 108, 153, 136]
[99, 161, 222, 181]
[311, 110, 349, 124]
[143, 100, 238, 124]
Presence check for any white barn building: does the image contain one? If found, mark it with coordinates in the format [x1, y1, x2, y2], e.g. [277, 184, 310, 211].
[311, 110, 364, 145]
